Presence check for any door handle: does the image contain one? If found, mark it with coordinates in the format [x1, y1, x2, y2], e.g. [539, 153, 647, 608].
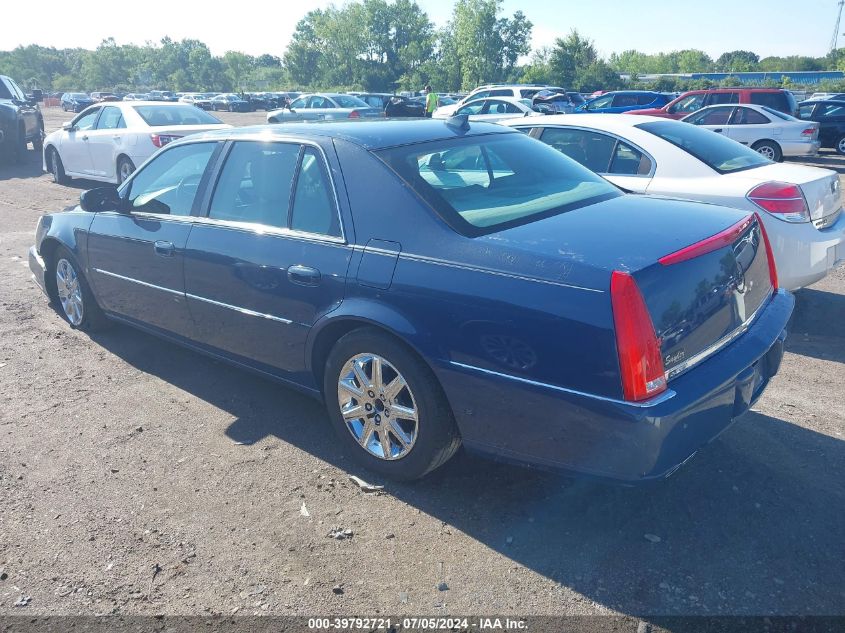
[81, 135, 89, 141]
[287, 265, 321, 286]
[154, 240, 175, 257]
[112, 135, 121, 140]
[713, 128, 723, 133]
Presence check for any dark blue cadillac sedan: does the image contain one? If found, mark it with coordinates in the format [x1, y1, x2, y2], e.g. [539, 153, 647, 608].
[29, 119, 793, 481]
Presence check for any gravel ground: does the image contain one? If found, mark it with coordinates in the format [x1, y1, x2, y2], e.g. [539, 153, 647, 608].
[0, 107, 842, 619]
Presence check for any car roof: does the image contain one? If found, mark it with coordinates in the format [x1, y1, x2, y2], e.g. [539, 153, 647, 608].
[181, 120, 517, 150]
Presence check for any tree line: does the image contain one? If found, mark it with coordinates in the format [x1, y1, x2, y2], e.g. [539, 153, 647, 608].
[3, 0, 845, 95]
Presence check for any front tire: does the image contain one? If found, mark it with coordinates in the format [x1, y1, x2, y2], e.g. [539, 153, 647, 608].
[835, 135, 845, 156]
[116, 156, 135, 184]
[15, 125, 28, 163]
[50, 247, 108, 331]
[324, 328, 461, 481]
[752, 140, 782, 162]
[32, 119, 44, 153]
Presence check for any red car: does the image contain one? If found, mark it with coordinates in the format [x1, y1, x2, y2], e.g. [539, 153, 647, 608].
[629, 88, 798, 119]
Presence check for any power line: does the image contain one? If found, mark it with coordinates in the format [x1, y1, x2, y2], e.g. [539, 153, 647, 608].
[831, 0, 844, 54]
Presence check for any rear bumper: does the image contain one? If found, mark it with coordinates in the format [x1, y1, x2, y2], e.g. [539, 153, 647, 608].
[768, 210, 845, 290]
[29, 245, 47, 296]
[780, 139, 820, 157]
[437, 289, 794, 482]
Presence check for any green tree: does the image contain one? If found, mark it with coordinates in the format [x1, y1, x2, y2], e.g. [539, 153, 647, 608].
[715, 50, 759, 72]
[548, 30, 598, 88]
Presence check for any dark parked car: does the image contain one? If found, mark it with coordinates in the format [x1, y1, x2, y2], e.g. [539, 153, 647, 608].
[380, 95, 426, 117]
[148, 90, 178, 102]
[797, 99, 845, 154]
[0, 75, 44, 162]
[90, 92, 120, 102]
[28, 120, 792, 482]
[61, 92, 94, 113]
[210, 94, 252, 112]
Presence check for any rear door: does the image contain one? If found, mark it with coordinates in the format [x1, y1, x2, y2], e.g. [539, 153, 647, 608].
[724, 106, 776, 146]
[182, 140, 352, 382]
[87, 141, 221, 336]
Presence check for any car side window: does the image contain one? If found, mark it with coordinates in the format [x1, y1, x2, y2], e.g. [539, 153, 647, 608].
[488, 89, 511, 97]
[819, 104, 845, 118]
[310, 97, 328, 108]
[732, 107, 769, 125]
[798, 104, 815, 119]
[750, 92, 787, 111]
[290, 97, 308, 109]
[609, 141, 652, 176]
[612, 94, 639, 107]
[457, 101, 485, 115]
[466, 91, 488, 103]
[125, 142, 217, 216]
[670, 94, 705, 114]
[73, 109, 101, 131]
[290, 148, 341, 237]
[706, 92, 739, 106]
[587, 95, 614, 110]
[96, 106, 126, 130]
[208, 142, 299, 228]
[539, 127, 615, 173]
[687, 106, 734, 126]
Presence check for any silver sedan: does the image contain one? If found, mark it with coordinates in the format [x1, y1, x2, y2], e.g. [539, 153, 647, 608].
[267, 93, 382, 123]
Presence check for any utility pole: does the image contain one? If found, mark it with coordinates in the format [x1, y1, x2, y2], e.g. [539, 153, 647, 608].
[831, 0, 845, 54]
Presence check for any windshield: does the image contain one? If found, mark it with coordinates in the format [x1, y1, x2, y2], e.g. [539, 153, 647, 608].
[376, 132, 620, 236]
[132, 105, 223, 126]
[637, 120, 771, 174]
[69, 93, 88, 99]
[333, 95, 368, 108]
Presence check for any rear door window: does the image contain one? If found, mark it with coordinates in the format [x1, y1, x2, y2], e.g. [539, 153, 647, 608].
[669, 94, 705, 114]
[208, 142, 300, 228]
[750, 92, 788, 111]
[731, 107, 770, 125]
[798, 103, 816, 119]
[686, 106, 734, 126]
[819, 103, 845, 118]
[637, 93, 657, 105]
[538, 127, 615, 172]
[612, 94, 639, 107]
[609, 141, 652, 176]
[96, 106, 126, 129]
[705, 92, 739, 106]
[289, 148, 341, 237]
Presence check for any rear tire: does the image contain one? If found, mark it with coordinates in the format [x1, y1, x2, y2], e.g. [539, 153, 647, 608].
[48, 147, 68, 184]
[32, 119, 44, 153]
[50, 246, 108, 331]
[323, 328, 461, 481]
[836, 135, 845, 156]
[752, 140, 782, 162]
[15, 125, 28, 163]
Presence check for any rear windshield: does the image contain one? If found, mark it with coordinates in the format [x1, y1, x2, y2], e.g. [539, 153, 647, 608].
[333, 95, 368, 108]
[376, 132, 620, 236]
[760, 106, 797, 121]
[637, 120, 770, 174]
[132, 105, 222, 126]
[749, 91, 788, 111]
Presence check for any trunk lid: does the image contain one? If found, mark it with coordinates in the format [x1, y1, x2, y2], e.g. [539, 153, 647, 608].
[725, 162, 842, 227]
[149, 124, 231, 137]
[479, 195, 775, 381]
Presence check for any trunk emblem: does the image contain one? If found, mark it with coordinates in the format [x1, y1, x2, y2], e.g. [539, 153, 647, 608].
[664, 350, 686, 365]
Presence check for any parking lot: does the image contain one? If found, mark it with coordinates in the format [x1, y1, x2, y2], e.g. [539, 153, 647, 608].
[0, 107, 843, 618]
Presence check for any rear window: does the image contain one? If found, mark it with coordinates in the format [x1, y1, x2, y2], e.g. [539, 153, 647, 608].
[376, 132, 620, 236]
[333, 95, 368, 108]
[760, 106, 797, 121]
[637, 120, 770, 174]
[132, 105, 222, 126]
[750, 92, 788, 111]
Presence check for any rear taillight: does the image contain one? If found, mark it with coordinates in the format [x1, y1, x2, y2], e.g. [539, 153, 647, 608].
[150, 134, 182, 148]
[658, 214, 754, 266]
[348, 110, 360, 119]
[801, 127, 816, 137]
[746, 181, 810, 223]
[611, 271, 667, 402]
[754, 213, 779, 290]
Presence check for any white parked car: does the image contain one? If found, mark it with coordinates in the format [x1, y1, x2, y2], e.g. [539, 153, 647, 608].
[431, 84, 547, 118]
[43, 102, 230, 185]
[504, 114, 845, 290]
[681, 104, 820, 161]
[435, 96, 542, 122]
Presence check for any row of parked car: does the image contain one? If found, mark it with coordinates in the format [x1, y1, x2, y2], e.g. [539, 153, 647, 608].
[58, 91, 307, 114]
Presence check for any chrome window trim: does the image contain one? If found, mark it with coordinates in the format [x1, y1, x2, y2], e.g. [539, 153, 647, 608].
[185, 293, 295, 325]
[536, 124, 657, 179]
[664, 290, 772, 382]
[189, 216, 349, 246]
[92, 268, 182, 296]
[449, 361, 676, 408]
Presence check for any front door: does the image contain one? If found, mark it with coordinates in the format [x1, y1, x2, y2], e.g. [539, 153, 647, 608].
[183, 140, 351, 385]
[85, 105, 127, 180]
[87, 140, 221, 337]
[62, 107, 101, 176]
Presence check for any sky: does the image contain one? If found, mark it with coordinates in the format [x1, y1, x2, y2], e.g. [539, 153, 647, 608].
[4, 0, 841, 61]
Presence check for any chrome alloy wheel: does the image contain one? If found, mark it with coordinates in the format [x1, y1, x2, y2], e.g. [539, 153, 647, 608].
[337, 353, 418, 460]
[838, 137, 845, 154]
[756, 145, 776, 160]
[118, 160, 133, 183]
[56, 258, 84, 326]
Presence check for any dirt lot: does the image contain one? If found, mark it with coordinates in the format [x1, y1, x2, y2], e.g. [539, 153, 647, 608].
[0, 107, 843, 619]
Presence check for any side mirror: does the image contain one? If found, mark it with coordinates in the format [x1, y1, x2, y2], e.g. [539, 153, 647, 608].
[62, 121, 74, 131]
[80, 186, 123, 213]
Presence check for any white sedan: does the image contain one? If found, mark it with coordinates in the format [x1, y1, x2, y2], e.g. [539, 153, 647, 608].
[43, 101, 230, 185]
[504, 114, 845, 290]
[681, 104, 820, 161]
[433, 97, 542, 122]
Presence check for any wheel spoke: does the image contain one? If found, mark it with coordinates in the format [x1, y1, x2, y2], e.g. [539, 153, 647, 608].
[338, 378, 364, 399]
[389, 420, 411, 449]
[378, 429, 392, 459]
[383, 374, 406, 402]
[359, 419, 375, 448]
[352, 360, 370, 390]
[391, 404, 417, 421]
[342, 404, 365, 421]
[371, 356, 383, 391]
